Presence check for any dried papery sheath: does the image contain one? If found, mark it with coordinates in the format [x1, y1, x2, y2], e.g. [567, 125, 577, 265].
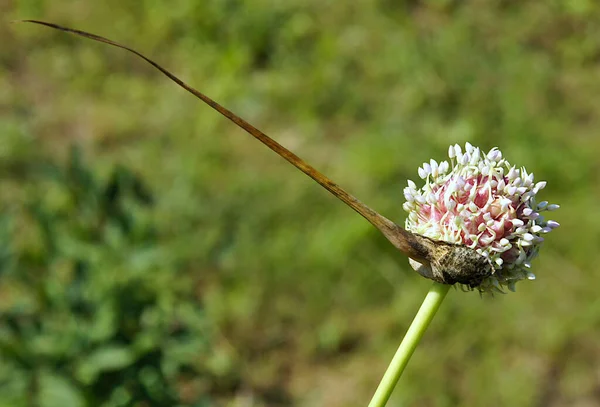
[403, 143, 559, 293]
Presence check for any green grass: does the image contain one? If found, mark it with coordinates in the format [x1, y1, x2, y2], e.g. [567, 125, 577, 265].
[2, 1, 599, 406]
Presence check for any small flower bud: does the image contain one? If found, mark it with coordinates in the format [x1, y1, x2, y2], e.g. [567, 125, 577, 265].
[448, 145, 456, 158]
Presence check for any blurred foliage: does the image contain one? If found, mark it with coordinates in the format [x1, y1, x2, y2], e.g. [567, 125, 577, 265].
[1, 0, 599, 406]
[0, 148, 237, 406]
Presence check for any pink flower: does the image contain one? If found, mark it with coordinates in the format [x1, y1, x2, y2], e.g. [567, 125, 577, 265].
[403, 143, 559, 293]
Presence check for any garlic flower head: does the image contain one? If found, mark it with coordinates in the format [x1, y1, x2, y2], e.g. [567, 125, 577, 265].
[403, 143, 559, 293]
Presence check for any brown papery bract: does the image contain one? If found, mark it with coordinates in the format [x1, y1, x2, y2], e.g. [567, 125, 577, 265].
[19, 19, 493, 287]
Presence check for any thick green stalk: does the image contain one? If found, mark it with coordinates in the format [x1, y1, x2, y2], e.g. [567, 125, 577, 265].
[368, 282, 451, 407]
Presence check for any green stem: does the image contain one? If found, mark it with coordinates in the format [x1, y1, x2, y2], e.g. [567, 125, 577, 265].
[368, 282, 451, 407]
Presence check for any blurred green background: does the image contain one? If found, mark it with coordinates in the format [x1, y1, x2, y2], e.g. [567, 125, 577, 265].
[0, 1, 597, 406]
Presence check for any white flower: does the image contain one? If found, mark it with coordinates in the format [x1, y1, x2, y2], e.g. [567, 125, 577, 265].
[403, 143, 559, 293]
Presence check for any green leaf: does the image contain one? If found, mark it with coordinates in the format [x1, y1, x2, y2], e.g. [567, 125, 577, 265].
[38, 371, 85, 407]
[75, 345, 136, 384]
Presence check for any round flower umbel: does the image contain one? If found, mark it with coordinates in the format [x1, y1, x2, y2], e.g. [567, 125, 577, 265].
[403, 143, 559, 293]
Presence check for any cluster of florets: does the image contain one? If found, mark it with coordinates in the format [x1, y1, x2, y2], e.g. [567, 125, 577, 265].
[403, 143, 559, 293]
